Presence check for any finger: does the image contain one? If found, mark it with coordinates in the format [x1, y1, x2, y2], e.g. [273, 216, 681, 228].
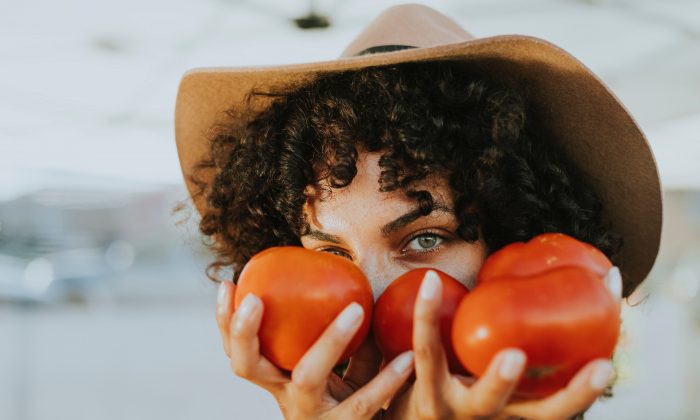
[215, 280, 235, 357]
[336, 351, 415, 419]
[453, 373, 477, 387]
[452, 348, 526, 417]
[604, 266, 622, 305]
[343, 337, 383, 391]
[292, 302, 364, 399]
[413, 270, 448, 386]
[229, 293, 288, 392]
[504, 359, 615, 420]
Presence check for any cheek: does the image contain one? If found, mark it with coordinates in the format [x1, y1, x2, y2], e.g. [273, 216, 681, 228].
[435, 241, 487, 290]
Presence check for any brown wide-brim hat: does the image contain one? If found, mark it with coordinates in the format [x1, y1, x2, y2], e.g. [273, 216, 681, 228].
[175, 3, 662, 297]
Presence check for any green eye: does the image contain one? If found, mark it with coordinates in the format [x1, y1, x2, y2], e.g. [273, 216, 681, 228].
[417, 235, 438, 249]
[405, 232, 445, 254]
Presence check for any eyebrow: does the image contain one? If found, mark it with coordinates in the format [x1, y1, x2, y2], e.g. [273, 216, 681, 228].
[302, 201, 454, 244]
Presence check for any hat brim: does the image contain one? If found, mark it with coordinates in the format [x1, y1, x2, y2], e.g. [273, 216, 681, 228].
[175, 35, 662, 297]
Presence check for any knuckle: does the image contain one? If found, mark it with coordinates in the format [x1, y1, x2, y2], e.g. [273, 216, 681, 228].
[470, 400, 500, 419]
[230, 358, 254, 379]
[290, 371, 315, 394]
[416, 400, 441, 420]
[414, 308, 437, 325]
[542, 413, 568, 420]
[350, 397, 371, 417]
[231, 363, 253, 379]
[413, 342, 437, 361]
[532, 411, 565, 420]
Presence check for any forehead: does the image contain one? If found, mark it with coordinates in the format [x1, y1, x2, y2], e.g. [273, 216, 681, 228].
[305, 151, 453, 218]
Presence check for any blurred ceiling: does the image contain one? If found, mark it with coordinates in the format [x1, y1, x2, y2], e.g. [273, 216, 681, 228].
[0, 0, 698, 195]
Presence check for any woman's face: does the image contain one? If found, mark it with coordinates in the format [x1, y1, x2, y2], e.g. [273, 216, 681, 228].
[301, 151, 487, 299]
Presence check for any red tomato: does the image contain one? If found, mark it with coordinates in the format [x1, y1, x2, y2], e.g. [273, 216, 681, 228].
[234, 246, 373, 371]
[373, 268, 469, 373]
[478, 233, 612, 284]
[452, 266, 620, 398]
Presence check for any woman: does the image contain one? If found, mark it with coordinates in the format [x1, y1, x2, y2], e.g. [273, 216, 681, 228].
[174, 4, 662, 419]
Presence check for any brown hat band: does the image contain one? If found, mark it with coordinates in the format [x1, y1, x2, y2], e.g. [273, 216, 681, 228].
[354, 44, 417, 56]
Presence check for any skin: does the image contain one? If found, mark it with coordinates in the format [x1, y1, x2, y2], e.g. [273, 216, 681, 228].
[215, 150, 622, 420]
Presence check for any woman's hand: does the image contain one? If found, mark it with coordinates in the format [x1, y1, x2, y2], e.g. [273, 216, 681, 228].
[384, 268, 622, 420]
[215, 281, 415, 419]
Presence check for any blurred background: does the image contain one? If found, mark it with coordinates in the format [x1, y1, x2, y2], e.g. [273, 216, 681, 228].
[0, 0, 698, 419]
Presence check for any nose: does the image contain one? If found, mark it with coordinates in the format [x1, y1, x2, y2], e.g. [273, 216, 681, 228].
[356, 253, 404, 300]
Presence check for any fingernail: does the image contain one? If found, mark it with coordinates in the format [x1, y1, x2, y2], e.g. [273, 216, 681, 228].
[392, 351, 415, 375]
[217, 281, 229, 314]
[336, 302, 363, 332]
[233, 293, 259, 332]
[499, 350, 525, 381]
[419, 270, 440, 300]
[604, 266, 622, 300]
[589, 361, 614, 390]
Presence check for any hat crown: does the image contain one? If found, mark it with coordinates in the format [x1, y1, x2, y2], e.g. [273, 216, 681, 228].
[340, 4, 474, 58]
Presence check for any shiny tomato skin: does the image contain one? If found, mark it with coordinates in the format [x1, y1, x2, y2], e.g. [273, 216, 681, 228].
[478, 233, 613, 284]
[373, 268, 469, 373]
[234, 246, 373, 371]
[452, 265, 620, 398]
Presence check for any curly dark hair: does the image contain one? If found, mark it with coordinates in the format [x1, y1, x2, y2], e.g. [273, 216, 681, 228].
[182, 59, 621, 417]
[187, 59, 622, 286]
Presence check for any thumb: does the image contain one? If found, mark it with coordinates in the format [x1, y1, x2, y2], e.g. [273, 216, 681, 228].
[215, 280, 237, 358]
[604, 266, 622, 302]
[343, 336, 383, 390]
